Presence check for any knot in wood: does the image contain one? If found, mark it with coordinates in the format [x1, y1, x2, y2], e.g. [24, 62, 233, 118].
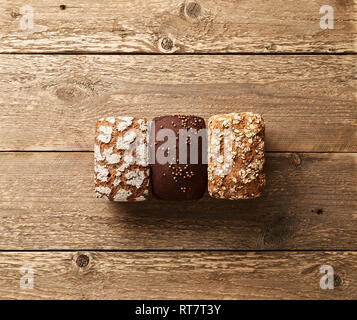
[10, 11, 21, 19]
[160, 37, 173, 51]
[76, 254, 90, 268]
[292, 153, 301, 166]
[185, 2, 201, 19]
[311, 208, 323, 215]
[59, 4, 66, 10]
[334, 274, 342, 287]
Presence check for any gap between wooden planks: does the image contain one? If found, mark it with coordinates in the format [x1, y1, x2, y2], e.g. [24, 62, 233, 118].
[0, 152, 356, 251]
[0, 251, 356, 299]
[0, 55, 356, 152]
[0, 0, 356, 53]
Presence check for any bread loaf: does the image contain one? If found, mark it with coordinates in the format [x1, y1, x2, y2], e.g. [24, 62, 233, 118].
[94, 116, 150, 201]
[151, 115, 207, 200]
[208, 112, 265, 199]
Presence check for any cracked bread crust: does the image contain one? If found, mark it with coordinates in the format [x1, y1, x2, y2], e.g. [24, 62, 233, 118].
[208, 112, 265, 200]
[94, 116, 149, 201]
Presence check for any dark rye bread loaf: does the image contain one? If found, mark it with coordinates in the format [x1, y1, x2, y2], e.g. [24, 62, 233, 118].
[208, 112, 265, 199]
[94, 116, 150, 201]
[151, 115, 207, 200]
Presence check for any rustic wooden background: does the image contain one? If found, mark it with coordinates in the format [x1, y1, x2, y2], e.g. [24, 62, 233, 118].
[0, 0, 356, 299]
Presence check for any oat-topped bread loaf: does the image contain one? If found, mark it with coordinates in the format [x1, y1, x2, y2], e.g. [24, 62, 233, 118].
[208, 112, 265, 199]
[151, 115, 207, 200]
[94, 116, 149, 201]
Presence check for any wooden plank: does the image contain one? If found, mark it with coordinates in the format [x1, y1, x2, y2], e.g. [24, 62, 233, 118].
[0, 0, 356, 53]
[0, 152, 356, 250]
[0, 251, 355, 299]
[0, 55, 356, 152]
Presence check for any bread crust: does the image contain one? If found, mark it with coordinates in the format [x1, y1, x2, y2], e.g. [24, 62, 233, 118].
[151, 115, 207, 200]
[208, 112, 265, 200]
[94, 116, 149, 201]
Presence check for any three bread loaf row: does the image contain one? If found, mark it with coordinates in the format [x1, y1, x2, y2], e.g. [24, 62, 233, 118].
[94, 113, 265, 201]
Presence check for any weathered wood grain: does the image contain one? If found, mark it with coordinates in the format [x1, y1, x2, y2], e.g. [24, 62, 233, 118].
[0, 55, 356, 152]
[0, 152, 356, 250]
[0, 0, 355, 302]
[0, 251, 355, 299]
[0, 0, 356, 53]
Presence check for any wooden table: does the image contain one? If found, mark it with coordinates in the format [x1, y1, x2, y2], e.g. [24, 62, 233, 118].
[0, 0, 356, 299]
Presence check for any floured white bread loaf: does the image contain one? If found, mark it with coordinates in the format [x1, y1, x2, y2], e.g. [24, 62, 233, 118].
[208, 112, 265, 200]
[94, 116, 150, 201]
